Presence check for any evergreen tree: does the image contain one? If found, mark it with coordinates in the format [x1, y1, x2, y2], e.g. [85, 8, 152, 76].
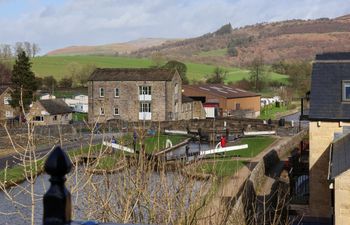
[10, 51, 38, 111]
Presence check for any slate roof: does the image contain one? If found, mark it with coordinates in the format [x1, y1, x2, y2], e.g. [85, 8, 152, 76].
[330, 132, 350, 179]
[88, 68, 175, 81]
[39, 99, 73, 115]
[183, 84, 260, 99]
[309, 52, 350, 121]
[315, 52, 350, 61]
[0, 86, 12, 96]
[182, 95, 194, 103]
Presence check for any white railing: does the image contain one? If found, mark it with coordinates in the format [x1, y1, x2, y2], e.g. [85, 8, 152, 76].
[139, 112, 152, 120]
[139, 94, 152, 101]
[199, 144, 248, 156]
[103, 141, 135, 153]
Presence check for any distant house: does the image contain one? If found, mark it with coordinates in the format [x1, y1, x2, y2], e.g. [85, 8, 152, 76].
[180, 95, 206, 120]
[29, 99, 73, 125]
[182, 84, 261, 118]
[0, 86, 16, 120]
[63, 94, 88, 113]
[305, 52, 350, 224]
[39, 93, 56, 100]
[87, 68, 182, 123]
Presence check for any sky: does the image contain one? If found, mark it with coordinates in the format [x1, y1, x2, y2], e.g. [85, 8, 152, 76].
[0, 0, 350, 54]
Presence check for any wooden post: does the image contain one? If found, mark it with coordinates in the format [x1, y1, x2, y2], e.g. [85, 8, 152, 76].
[43, 146, 72, 225]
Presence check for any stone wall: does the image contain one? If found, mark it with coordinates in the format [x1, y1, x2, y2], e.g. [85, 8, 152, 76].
[308, 121, 350, 218]
[229, 129, 308, 224]
[104, 117, 291, 134]
[335, 169, 350, 225]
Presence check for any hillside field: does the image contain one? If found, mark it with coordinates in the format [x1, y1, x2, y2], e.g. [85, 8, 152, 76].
[30, 55, 288, 83]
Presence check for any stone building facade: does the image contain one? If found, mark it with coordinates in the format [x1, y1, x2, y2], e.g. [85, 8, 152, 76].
[180, 95, 206, 120]
[29, 99, 73, 125]
[0, 86, 16, 121]
[307, 52, 350, 224]
[88, 68, 182, 123]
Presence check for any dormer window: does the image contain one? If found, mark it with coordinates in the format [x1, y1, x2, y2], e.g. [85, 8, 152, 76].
[342, 81, 350, 101]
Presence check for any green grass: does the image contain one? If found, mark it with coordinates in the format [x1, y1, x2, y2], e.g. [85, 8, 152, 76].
[73, 112, 88, 122]
[197, 160, 244, 177]
[197, 48, 228, 57]
[27, 55, 288, 84]
[121, 134, 188, 154]
[54, 88, 88, 98]
[259, 104, 290, 120]
[0, 144, 107, 185]
[226, 136, 276, 157]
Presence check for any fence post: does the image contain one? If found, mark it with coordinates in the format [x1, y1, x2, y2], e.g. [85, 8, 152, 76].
[43, 146, 72, 225]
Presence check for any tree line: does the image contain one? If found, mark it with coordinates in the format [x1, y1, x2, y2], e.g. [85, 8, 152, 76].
[0, 42, 40, 58]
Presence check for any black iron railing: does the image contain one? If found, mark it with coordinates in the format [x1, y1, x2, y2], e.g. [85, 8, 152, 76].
[43, 146, 126, 225]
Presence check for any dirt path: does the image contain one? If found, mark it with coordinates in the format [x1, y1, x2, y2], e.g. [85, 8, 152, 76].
[199, 136, 292, 224]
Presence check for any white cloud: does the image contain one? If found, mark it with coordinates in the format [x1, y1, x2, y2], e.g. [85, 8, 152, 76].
[0, 0, 349, 53]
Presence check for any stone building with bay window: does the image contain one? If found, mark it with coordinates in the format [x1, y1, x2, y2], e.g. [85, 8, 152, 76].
[87, 68, 182, 123]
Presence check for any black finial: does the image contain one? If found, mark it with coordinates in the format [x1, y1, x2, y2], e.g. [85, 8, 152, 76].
[43, 146, 72, 225]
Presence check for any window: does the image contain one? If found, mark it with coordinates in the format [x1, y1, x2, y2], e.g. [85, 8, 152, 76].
[53, 115, 57, 121]
[236, 103, 241, 110]
[139, 86, 151, 95]
[34, 116, 44, 121]
[140, 102, 151, 112]
[175, 83, 178, 94]
[343, 81, 350, 101]
[100, 107, 105, 115]
[115, 88, 119, 97]
[99, 88, 104, 97]
[4, 97, 11, 105]
[5, 111, 13, 118]
[114, 107, 119, 115]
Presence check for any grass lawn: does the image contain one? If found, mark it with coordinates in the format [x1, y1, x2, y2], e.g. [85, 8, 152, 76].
[120, 134, 188, 154]
[0, 144, 104, 184]
[26, 55, 288, 84]
[54, 88, 88, 98]
[258, 104, 298, 120]
[73, 112, 88, 122]
[226, 136, 276, 158]
[196, 160, 244, 177]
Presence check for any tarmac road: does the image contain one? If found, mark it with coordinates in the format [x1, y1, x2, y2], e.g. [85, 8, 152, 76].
[0, 134, 105, 170]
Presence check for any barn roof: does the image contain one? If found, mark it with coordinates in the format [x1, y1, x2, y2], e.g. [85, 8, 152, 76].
[183, 84, 260, 99]
[88, 68, 176, 81]
[39, 99, 72, 115]
[309, 52, 350, 121]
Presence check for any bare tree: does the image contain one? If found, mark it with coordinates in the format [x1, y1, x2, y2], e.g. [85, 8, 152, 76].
[0, 44, 13, 58]
[23, 42, 32, 57]
[14, 42, 24, 55]
[31, 43, 40, 58]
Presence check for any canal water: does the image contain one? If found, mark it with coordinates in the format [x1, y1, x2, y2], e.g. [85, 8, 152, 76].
[0, 143, 211, 224]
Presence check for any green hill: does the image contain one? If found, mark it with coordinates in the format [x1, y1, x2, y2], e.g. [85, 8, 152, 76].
[30, 55, 288, 83]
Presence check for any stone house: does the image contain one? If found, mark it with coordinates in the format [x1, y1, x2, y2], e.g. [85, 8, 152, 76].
[0, 86, 16, 120]
[307, 52, 350, 224]
[182, 84, 261, 118]
[88, 68, 182, 123]
[180, 95, 206, 120]
[29, 99, 73, 125]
